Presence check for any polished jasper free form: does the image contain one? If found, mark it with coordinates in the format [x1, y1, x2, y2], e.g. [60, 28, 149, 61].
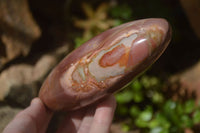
[39, 18, 172, 111]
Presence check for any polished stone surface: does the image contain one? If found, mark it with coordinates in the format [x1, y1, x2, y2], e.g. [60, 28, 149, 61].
[39, 18, 172, 111]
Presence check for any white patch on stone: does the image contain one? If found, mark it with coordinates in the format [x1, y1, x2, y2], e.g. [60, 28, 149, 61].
[77, 65, 86, 81]
[88, 34, 137, 82]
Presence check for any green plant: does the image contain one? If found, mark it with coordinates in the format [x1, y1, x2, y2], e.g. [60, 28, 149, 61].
[74, 3, 133, 48]
[109, 4, 133, 25]
[115, 75, 200, 133]
[74, 2, 118, 48]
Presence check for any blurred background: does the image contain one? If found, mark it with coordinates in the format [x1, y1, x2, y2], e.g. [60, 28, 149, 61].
[0, 0, 200, 132]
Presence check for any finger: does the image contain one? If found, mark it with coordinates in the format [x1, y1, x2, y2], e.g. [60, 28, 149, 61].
[77, 107, 96, 133]
[3, 97, 53, 133]
[89, 95, 116, 133]
[56, 108, 86, 133]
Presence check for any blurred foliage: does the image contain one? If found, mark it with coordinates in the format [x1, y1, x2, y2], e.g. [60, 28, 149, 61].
[74, 2, 117, 48]
[72, 1, 200, 133]
[74, 2, 134, 48]
[115, 75, 200, 133]
[109, 4, 133, 24]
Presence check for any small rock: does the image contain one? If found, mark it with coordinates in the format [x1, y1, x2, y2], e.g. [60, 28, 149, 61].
[169, 61, 200, 100]
[0, 45, 69, 107]
[0, 0, 41, 68]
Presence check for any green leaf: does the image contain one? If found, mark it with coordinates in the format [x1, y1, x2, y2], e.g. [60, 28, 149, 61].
[163, 100, 182, 126]
[131, 79, 142, 91]
[176, 103, 184, 116]
[113, 19, 123, 26]
[184, 100, 195, 114]
[116, 104, 128, 116]
[141, 76, 151, 88]
[110, 4, 132, 20]
[150, 126, 169, 133]
[149, 119, 160, 128]
[135, 118, 148, 128]
[152, 92, 164, 103]
[121, 124, 130, 132]
[193, 110, 200, 124]
[141, 76, 160, 89]
[115, 90, 133, 104]
[130, 106, 140, 117]
[154, 113, 171, 129]
[132, 92, 143, 103]
[181, 115, 193, 128]
[135, 107, 153, 128]
[164, 100, 176, 112]
[75, 37, 89, 48]
[140, 110, 153, 122]
[150, 76, 160, 86]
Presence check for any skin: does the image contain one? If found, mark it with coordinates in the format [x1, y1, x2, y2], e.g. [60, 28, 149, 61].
[3, 96, 116, 133]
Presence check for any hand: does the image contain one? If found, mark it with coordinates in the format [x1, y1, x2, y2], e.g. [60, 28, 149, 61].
[3, 96, 116, 133]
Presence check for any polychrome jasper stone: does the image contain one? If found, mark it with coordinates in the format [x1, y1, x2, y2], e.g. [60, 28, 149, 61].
[39, 18, 172, 111]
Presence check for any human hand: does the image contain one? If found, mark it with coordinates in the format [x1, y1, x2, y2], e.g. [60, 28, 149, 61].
[3, 96, 116, 133]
